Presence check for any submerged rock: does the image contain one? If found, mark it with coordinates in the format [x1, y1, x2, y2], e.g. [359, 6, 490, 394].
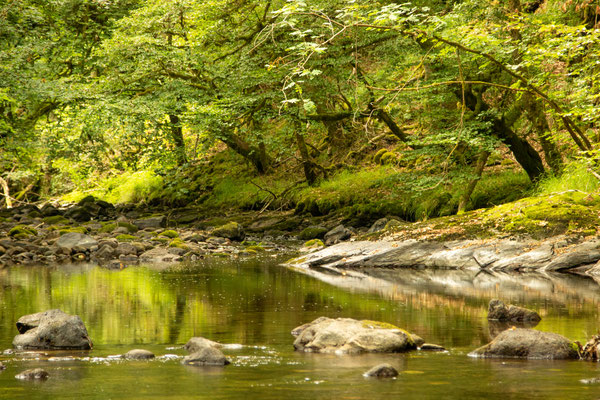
[15, 368, 49, 380]
[123, 349, 155, 360]
[363, 363, 399, 378]
[487, 299, 541, 322]
[419, 343, 446, 351]
[184, 337, 222, 353]
[182, 347, 230, 366]
[469, 328, 578, 360]
[13, 309, 93, 350]
[292, 317, 417, 354]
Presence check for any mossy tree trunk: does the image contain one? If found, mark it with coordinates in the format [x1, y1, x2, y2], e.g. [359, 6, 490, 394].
[168, 114, 188, 166]
[220, 131, 271, 174]
[458, 150, 490, 213]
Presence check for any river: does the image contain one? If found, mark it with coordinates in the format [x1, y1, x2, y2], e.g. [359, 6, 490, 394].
[1, 256, 600, 399]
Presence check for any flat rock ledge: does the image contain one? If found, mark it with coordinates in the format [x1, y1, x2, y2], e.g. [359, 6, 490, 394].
[13, 309, 92, 350]
[286, 236, 600, 275]
[469, 328, 578, 360]
[292, 317, 418, 354]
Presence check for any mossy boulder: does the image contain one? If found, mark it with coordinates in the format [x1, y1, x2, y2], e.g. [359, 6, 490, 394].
[115, 234, 137, 242]
[298, 226, 328, 240]
[292, 317, 417, 354]
[160, 230, 179, 239]
[212, 222, 245, 241]
[245, 245, 265, 252]
[483, 191, 600, 237]
[8, 225, 37, 238]
[99, 223, 117, 233]
[43, 215, 69, 225]
[168, 238, 189, 250]
[59, 227, 88, 235]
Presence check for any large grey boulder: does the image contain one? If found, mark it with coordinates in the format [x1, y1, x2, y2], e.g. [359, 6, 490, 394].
[56, 233, 98, 252]
[469, 328, 578, 360]
[292, 317, 417, 354]
[13, 309, 93, 350]
[487, 299, 541, 322]
[182, 347, 230, 366]
[184, 337, 222, 353]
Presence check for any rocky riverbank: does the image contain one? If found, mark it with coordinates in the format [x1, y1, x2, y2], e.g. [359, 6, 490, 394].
[0, 195, 340, 267]
[287, 235, 600, 276]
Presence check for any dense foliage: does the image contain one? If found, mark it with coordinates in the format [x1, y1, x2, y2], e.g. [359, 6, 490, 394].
[1, 0, 599, 217]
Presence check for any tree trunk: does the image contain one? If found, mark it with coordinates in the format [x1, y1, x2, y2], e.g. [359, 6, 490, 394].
[458, 151, 490, 213]
[294, 127, 318, 185]
[524, 95, 563, 173]
[220, 132, 270, 173]
[168, 114, 187, 166]
[0, 176, 11, 208]
[461, 87, 545, 182]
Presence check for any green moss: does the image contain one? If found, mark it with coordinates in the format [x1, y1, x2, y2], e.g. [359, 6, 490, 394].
[304, 239, 325, 247]
[153, 237, 170, 244]
[373, 148, 388, 164]
[116, 234, 137, 242]
[361, 320, 400, 330]
[286, 256, 307, 265]
[168, 238, 189, 249]
[246, 245, 265, 252]
[43, 215, 69, 225]
[8, 225, 37, 237]
[298, 226, 328, 240]
[241, 240, 258, 246]
[242, 249, 258, 255]
[379, 151, 397, 165]
[99, 223, 117, 233]
[483, 191, 600, 237]
[117, 222, 138, 233]
[160, 230, 179, 239]
[59, 227, 88, 235]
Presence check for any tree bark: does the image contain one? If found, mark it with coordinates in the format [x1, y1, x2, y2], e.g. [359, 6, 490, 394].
[458, 151, 490, 213]
[0, 176, 11, 208]
[168, 114, 188, 166]
[294, 127, 318, 185]
[461, 86, 545, 182]
[220, 132, 271, 174]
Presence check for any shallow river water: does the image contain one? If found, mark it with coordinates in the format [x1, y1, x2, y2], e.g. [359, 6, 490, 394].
[2, 256, 600, 399]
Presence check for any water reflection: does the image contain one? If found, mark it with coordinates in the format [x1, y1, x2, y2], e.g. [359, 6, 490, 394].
[1, 259, 600, 399]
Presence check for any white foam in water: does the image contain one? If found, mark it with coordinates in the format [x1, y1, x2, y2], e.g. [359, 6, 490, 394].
[222, 344, 243, 350]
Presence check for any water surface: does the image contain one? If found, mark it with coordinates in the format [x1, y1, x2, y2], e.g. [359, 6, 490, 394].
[1, 257, 600, 399]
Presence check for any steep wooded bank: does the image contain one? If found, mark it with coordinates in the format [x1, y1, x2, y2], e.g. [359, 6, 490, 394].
[1, 0, 599, 227]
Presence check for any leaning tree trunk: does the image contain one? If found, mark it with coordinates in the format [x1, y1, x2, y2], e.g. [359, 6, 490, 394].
[220, 131, 271, 174]
[294, 127, 318, 185]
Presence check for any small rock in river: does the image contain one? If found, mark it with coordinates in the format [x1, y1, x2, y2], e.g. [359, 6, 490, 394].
[419, 343, 446, 351]
[123, 349, 155, 360]
[15, 368, 49, 380]
[0, 362, 5, 370]
[182, 347, 230, 366]
[363, 363, 399, 378]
